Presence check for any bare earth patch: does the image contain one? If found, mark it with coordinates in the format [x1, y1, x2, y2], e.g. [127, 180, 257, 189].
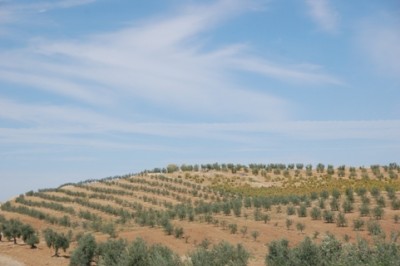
[0, 254, 25, 266]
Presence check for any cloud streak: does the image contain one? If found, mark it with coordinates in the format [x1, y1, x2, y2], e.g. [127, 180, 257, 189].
[305, 0, 338, 33]
[0, 0, 342, 125]
[356, 14, 400, 77]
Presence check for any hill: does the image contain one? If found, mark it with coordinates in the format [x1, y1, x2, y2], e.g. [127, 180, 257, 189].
[1, 163, 400, 265]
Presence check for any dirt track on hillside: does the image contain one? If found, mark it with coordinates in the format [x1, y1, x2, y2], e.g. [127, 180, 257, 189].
[0, 255, 25, 266]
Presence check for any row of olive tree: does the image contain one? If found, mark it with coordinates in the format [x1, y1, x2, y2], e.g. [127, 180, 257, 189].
[69, 234, 250, 266]
[266, 233, 400, 266]
[0, 215, 39, 248]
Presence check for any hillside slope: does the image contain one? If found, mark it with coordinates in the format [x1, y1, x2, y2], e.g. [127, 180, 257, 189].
[1, 163, 400, 265]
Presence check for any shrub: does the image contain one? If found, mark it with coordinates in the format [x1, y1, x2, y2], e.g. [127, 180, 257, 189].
[353, 218, 365, 231]
[320, 190, 329, 200]
[361, 196, 370, 204]
[342, 200, 354, 213]
[370, 187, 380, 198]
[286, 205, 295, 215]
[291, 237, 320, 265]
[191, 241, 249, 266]
[254, 208, 262, 221]
[367, 220, 383, 236]
[323, 210, 335, 223]
[262, 214, 271, 224]
[21, 224, 39, 248]
[174, 227, 184, 239]
[286, 219, 293, 230]
[345, 188, 354, 202]
[330, 198, 339, 211]
[356, 187, 367, 197]
[376, 196, 386, 208]
[96, 239, 127, 266]
[266, 239, 290, 266]
[310, 192, 318, 200]
[251, 231, 260, 241]
[43, 228, 70, 257]
[310, 207, 321, 220]
[359, 203, 370, 217]
[69, 234, 96, 266]
[296, 222, 305, 233]
[336, 213, 347, 227]
[3, 219, 23, 244]
[229, 223, 237, 234]
[373, 206, 384, 220]
[391, 199, 400, 210]
[332, 189, 341, 199]
[297, 204, 307, 217]
[318, 198, 325, 209]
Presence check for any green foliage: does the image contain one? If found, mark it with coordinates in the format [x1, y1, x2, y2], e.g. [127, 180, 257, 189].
[254, 208, 262, 221]
[266, 233, 400, 266]
[391, 199, 400, 210]
[323, 210, 335, 223]
[310, 207, 321, 220]
[345, 188, 354, 202]
[70, 234, 96, 266]
[2, 219, 23, 244]
[228, 223, 238, 234]
[330, 198, 340, 211]
[102, 222, 118, 238]
[286, 205, 295, 215]
[286, 218, 293, 230]
[291, 237, 320, 265]
[251, 230, 260, 241]
[21, 224, 39, 248]
[342, 200, 354, 213]
[332, 189, 341, 199]
[367, 220, 383, 236]
[25, 233, 39, 249]
[174, 227, 184, 239]
[376, 196, 386, 207]
[356, 187, 367, 197]
[372, 206, 384, 220]
[318, 198, 326, 209]
[266, 239, 290, 266]
[359, 203, 370, 217]
[297, 204, 307, 217]
[353, 218, 365, 231]
[147, 244, 182, 266]
[296, 222, 305, 233]
[166, 164, 179, 173]
[190, 241, 249, 266]
[120, 237, 148, 265]
[262, 214, 271, 224]
[370, 187, 380, 198]
[336, 212, 347, 227]
[320, 190, 329, 200]
[97, 239, 127, 266]
[43, 228, 70, 256]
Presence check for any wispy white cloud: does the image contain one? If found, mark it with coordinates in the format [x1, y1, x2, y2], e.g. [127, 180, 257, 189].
[1, 97, 399, 149]
[0, 0, 342, 125]
[305, 0, 338, 33]
[356, 13, 400, 77]
[1, 0, 95, 15]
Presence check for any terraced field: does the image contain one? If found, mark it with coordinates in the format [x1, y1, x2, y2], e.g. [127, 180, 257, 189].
[1, 163, 400, 265]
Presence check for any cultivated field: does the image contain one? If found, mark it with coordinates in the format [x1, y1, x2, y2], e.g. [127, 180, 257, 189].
[1, 163, 400, 265]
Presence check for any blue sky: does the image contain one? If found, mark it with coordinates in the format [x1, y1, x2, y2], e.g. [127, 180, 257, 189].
[0, 0, 399, 200]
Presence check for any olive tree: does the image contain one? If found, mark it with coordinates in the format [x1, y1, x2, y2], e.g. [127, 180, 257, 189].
[43, 228, 70, 257]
